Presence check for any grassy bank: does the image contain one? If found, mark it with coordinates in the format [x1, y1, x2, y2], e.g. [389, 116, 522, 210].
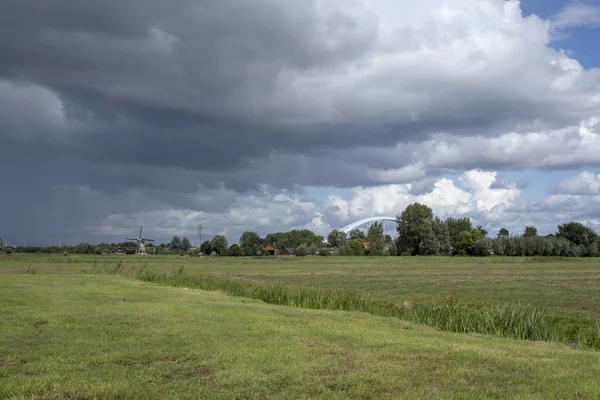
[2, 273, 600, 399]
[134, 268, 600, 350]
[3, 254, 600, 349]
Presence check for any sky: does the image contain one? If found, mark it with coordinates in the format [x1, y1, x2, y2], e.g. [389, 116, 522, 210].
[1, 0, 600, 246]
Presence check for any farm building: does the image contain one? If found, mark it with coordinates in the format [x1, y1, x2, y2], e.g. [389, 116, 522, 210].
[262, 245, 277, 256]
[279, 248, 295, 256]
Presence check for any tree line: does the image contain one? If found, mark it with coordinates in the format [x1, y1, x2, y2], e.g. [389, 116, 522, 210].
[3, 203, 599, 257]
[198, 229, 325, 257]
[325, 203, 599, 257]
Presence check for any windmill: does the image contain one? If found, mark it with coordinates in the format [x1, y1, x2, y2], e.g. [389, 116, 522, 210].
[126, 225, 154, 255]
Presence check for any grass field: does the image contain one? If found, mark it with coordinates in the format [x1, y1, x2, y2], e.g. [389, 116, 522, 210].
[2, 273, 600, 399]
[4, 254, 600, 317]
[2, 254, 600, 398]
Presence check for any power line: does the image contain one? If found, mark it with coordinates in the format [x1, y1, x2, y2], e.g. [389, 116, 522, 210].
[197, 224, 203, 247]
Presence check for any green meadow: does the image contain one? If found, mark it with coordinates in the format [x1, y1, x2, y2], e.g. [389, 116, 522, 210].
[5, 254, 599, 317]
[1, 254, 600, 398]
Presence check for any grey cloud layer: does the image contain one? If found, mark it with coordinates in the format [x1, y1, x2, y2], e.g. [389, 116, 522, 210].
[1, 0, 600, 240]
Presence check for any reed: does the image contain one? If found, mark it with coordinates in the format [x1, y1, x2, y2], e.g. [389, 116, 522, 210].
[134, 269, 600, 350]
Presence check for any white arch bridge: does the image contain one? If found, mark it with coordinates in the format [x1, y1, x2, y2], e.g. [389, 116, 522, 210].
[339, 217, 398, 240]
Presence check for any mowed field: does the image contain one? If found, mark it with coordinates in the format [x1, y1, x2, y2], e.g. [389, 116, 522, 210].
[1, 254, 600, 398]
[4, 254, 600, 318]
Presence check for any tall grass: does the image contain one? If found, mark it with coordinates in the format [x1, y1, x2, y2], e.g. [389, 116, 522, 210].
[135, 268, 378, 312]
[134, 269, 600, 351]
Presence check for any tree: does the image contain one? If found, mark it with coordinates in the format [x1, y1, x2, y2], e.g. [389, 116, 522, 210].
[349, 229, 366, 240]
[367, 222, 384, 242]
[200, 240, 211, 255]
[239, 231, 264, 255]
[209, 235, 228, 256]
[584, 242, 599, 257]
[295, 243, 308, 257]
[181, 237, 192, 252]
[170, 236, 183, 250]
[385, 240, 398, 256]
[475, 226, 488, 237]
[397, 203, 434, 255]
[419, 219, 440, 255]
[75, 242, 92, 254]
[472, 238, 493, 257]
[523, 226, 537, 238]
[227, 244, 243, 257]
[446, 217, 473, 252]
[497, 228, 509, 239]
[454, 229, 486, 256]
[327, 229, 347, 248]
[557, 222, 598, 246]
[343, 239, 365, 256]
[455, 231, 475, 256]
[365, 222, 385, 255]
[264, 229, 324, 249]
[432, 218, 452, 255]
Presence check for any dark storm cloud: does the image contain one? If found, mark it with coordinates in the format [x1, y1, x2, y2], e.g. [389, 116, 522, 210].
[0, 0, 383, 192]
[2, 0, 597, 183]
[1, 0, 600, 241]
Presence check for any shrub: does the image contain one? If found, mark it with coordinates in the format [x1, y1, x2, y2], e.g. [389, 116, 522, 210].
[342, 239, 365, 256]
[75, 242, 92, 254]
[477, 236, 597, 258]
[295, 244, 308, 257]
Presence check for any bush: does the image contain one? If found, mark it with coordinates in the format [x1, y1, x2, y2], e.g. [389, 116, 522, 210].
[295, 244, 308, 257]
[477, 236, 597, 258]
[75, 242, 92, 254]
[342, 239, 365, 256]
[319, 249, 330, 256]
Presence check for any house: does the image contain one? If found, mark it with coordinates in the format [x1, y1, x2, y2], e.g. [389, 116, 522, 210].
[363, 242, 376, 250]
[364, 242, 392, 253]
[262, 245, 277, 256]
[279, 248, 295, 256]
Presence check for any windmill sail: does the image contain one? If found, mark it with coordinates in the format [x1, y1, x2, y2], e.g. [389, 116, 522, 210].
[125, 225, 154, 254]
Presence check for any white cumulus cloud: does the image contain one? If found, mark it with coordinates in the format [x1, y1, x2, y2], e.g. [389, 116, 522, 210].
[555, 171, 600, 195]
